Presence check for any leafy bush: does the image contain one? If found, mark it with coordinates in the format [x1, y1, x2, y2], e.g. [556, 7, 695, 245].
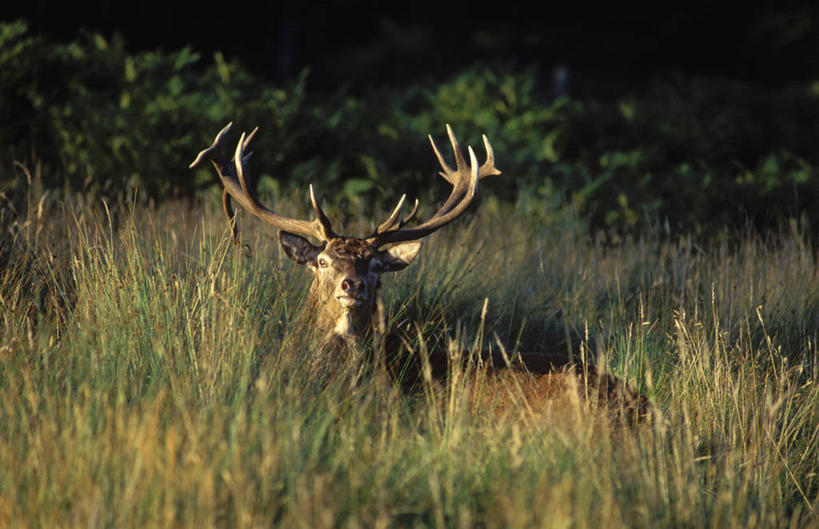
[0, 21, 309, 202]
[328, 67, 819, 234]
[552, 76, 819, 232]
[2, 20, 817, 234]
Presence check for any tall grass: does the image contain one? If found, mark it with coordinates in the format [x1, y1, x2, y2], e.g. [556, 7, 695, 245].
[1, 185, 817, 528]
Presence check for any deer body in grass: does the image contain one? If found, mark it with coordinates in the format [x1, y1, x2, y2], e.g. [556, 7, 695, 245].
[190, 124, 651, 422]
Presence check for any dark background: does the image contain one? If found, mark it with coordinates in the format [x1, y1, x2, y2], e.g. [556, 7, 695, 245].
[6, 1, 819, 91]
[3, 1, 819, 235]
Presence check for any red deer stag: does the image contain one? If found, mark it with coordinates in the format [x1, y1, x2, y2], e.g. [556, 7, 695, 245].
[190, 123, 651, 423]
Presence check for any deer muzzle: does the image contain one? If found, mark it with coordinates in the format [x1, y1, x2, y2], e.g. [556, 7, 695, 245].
[336, 277, 366, 308]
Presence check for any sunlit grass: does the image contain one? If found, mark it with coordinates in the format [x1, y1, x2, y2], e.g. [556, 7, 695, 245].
[1, 189, 817, 528]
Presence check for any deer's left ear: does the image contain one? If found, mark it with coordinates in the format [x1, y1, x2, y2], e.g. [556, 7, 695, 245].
[279, 231, 323, 266]
[375, 241, 423, 272]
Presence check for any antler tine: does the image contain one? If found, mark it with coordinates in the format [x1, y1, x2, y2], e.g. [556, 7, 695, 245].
[446, 123, 468, 173]
[427, 126, 502, 217]
[479, 134, 501, 178]
[399, 198, 420, 226]
[429, 135, 453, 182]
[189, 122, 233, 169]
[190, 123, 335, 244]
[428, 123, 470, 185]
[242, 126, 258, 151]
[369, 135, 483, 247]
[309, 184, 337, 240]
[368, 195, 420, 237]
[235, 132, 252, 197]
[372, 194, 406, 236]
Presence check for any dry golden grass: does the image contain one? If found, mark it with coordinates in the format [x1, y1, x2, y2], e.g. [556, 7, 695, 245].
[1, 185, 817, 527]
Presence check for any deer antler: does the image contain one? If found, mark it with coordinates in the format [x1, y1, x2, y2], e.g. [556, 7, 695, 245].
[191, 123, 499, 248]
[368, 124, 500, 247]
[368, 194, 421, 237]
[189, 123, 336, 243]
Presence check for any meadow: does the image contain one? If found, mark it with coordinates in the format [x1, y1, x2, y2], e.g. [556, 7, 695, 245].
[1, 19, 818, 528]
[1, 174, 817, 528]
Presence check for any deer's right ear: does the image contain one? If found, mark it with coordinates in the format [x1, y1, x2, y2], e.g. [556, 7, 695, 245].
[279, 231, 323, 266]
[376, 241, 423, 272]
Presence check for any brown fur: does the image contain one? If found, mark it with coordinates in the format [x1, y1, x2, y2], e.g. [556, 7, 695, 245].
[281, 235, 654, 424]
[306, 238, 384, 342]
[192, 123, 652, 423]
[472, 367, 653, 425]
[380, 337, 653, 425]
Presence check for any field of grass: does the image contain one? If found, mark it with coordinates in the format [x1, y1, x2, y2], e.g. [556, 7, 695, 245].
[1, 180, 817, 528]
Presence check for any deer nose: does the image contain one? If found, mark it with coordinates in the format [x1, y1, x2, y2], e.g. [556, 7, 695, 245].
[341, 277, 364, 295]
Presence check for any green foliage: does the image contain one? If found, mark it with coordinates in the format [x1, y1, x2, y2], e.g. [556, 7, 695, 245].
[551, 77, 819, 232]
[2, 21, 818, 234]
[3, 20, 817, 527]
[313, 67, 819, 234]
[0, 21, 309, 202]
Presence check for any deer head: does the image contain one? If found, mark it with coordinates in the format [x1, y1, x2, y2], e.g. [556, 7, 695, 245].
[190, 124, 500, 345]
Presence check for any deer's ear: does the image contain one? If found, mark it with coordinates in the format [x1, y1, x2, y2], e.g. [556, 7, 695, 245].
[376, 241, 423, 272]
[279, 231, 323, 266]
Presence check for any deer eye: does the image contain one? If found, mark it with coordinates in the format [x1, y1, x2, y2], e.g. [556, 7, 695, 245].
[318, 257, 328, 268]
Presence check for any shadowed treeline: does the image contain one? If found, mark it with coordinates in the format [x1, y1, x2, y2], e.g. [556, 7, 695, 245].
[5, 1, 818, 86]
[1, 20, 818, 237]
